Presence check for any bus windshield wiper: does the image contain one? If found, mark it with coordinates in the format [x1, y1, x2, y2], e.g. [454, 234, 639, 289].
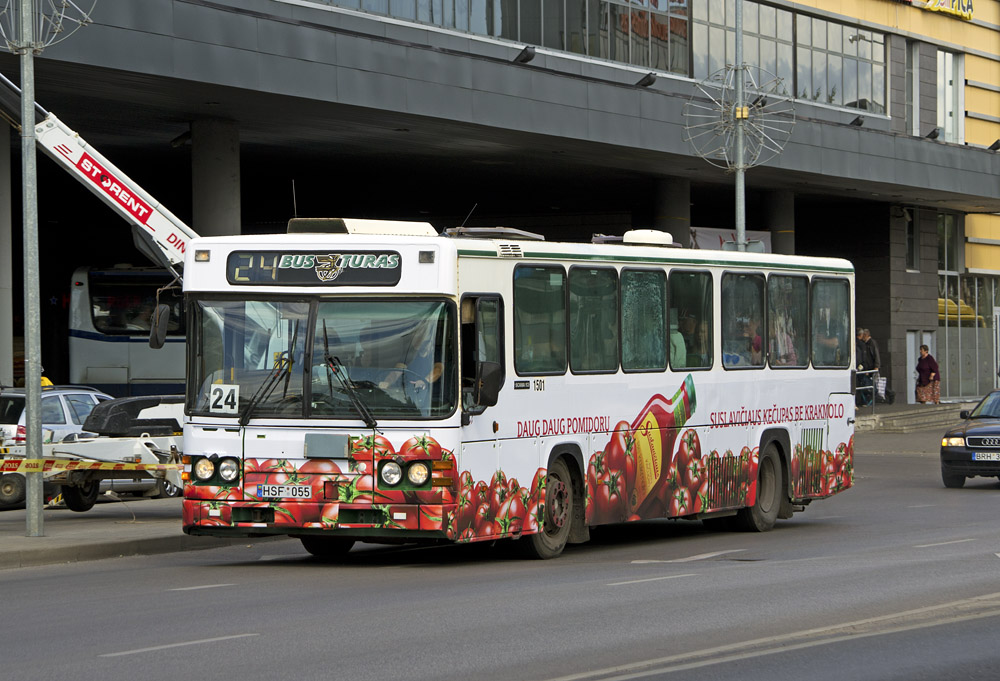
[238, 351, 292, 427]
[324, 353, 379, 431]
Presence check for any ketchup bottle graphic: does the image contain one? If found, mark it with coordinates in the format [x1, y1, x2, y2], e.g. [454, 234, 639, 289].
[629, 374, 697, 515]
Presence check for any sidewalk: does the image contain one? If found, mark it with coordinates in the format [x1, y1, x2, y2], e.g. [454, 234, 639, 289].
[0, 496, 286, 570]
[1, 418, 951, 570]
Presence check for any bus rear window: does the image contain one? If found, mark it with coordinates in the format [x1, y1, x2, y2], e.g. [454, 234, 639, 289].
[811, 278, 851, 368]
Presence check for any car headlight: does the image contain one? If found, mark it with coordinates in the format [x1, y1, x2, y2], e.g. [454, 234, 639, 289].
[381, 461, 402, 486]
[218, 457, 240, 483]
[193, 457, 216, 481]
[407, 461, 430, 486]
[942, 436, 965, 447]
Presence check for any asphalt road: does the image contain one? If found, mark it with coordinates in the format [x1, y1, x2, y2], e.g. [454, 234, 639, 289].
[4, 427, 1000, 681]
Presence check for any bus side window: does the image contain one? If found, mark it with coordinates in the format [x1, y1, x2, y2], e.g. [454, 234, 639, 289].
[513, 266, 566, 375]
[669, 270, 713, 370]
[721, 272, 765, 369]
[767, 275, 809, 367]
[811, 278, 851, 368]
[622, 269, 666, 372]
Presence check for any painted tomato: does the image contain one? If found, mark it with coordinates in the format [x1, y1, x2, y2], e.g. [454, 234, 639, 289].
[319, 502, 339, 527]
[682, 456, 706, 492]
[524, 501, 541, 534]
[456, 486, 477, 532]
[667, 487, 692, 517]
[300, 459, 343, 475]
[459, 470, 475, 493]
[399, 434, 441, 460]
[474, 502, 492, 533]
[458, 527, 476, 542]
[528, 468, 547, 505]
[677, 429, 701, 467]
[496, 495, 526, 535]
[691, 479, 710, 513]
[593, 470, 625, 524]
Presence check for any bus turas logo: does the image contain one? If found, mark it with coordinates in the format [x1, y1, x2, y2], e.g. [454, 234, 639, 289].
[277, 253, 401, 282]
[227, 251, 403, 286]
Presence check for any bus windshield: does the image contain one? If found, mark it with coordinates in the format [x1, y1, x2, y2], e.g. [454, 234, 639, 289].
[188, 298, 456, 420]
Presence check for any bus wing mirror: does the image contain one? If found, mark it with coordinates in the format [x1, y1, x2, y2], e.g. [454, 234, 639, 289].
[149, 303, 171, 349]
[475, 361, 502, 407]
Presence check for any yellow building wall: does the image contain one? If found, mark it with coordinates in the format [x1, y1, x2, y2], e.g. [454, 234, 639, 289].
[967, 214, 1000, 240]
[967, 215, 1000, 274]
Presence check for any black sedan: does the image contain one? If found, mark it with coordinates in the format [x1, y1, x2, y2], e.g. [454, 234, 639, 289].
[940, 391, 1000, 488]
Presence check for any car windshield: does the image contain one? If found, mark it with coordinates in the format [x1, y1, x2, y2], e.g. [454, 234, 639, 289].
[0, 395, 24, 424]
[969, 392, 1000, 419]
[188, 297, 456, 420]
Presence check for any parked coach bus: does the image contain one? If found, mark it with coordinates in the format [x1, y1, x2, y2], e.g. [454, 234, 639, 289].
[179, 219, 856, 559]
[69, 266, 185, 397]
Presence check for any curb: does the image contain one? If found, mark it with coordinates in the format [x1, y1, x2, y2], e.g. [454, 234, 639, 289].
[0, 534, 288, 570]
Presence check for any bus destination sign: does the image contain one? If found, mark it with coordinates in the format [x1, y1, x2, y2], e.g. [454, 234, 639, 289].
[227, 251, 402, 286]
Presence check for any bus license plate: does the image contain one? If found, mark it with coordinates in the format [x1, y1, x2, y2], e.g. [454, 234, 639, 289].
[973, 452, 1000, 462]
[257, 484, 312, 499]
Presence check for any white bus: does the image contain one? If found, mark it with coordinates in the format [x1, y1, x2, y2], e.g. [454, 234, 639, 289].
[69, 266, 185, 397]
[180, 220, 855, 559]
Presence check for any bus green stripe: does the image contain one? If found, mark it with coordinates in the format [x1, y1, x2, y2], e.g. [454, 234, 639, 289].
[455, 249, 854, 274]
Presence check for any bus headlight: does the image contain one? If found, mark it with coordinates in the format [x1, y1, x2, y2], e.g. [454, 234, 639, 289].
[193, 457, 216, 482]
[407, 462, 430, 486]
[942, 436, 965, 447]
[381, 461, 403, 486]
[218, 457, 240, 483]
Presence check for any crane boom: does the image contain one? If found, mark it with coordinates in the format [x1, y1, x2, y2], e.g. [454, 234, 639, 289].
[0, 71, 198, 275]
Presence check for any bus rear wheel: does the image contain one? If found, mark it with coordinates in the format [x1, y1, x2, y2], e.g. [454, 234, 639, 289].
[299, 536, 355, 561]
[521, 458, 573, 559]
[735, 443, 782, 532]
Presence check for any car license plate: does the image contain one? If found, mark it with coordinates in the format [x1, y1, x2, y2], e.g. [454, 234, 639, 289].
[256, 484, 312, 499]
[972, 452, 1000, 462]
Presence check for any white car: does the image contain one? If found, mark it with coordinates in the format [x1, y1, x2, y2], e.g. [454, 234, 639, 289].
[0, 385, 112, 445]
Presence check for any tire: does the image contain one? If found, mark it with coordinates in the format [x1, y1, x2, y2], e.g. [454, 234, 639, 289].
[299, 536, 355, 561]
[155, 479, 182, 498]
[0, 474, 27, 505]
[62, 480, 100, 512]
[521, 458, 574, 559]
[735, 443, 782, 532]
[942, 468, 966, 489]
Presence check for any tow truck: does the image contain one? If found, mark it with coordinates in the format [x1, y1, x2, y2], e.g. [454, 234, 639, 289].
[0, 71, 198, 509]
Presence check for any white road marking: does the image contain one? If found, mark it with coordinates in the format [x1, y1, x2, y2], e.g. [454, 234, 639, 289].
[100, 633, 259, 658]
[632, 549, 746, 564]
[914, 538, 976, 548]
[608, 573, 697, 586]
[168, 583, 235, 591]
[544, 592, 1000, 681]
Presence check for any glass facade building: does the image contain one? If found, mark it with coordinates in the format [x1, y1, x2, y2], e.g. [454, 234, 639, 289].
[308, 0, 886, 114]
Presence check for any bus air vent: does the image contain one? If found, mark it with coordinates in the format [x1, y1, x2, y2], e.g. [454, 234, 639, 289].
[497, 243, 523, 258]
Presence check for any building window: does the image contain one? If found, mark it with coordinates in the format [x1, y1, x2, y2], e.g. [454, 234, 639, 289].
[905, 213, 918, 271]
[937, 50, 963, 143]
[693, 0, 793, 92]
[905, 40, 920, 136]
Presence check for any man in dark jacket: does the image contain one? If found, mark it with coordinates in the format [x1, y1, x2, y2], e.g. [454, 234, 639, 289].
[856, 329, 873, 406]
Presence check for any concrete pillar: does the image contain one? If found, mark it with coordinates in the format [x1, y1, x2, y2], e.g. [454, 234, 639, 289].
[191, 119, 241, 237]
[0, 128, 12, 387]
[652, 178, 691, 247]
[764, 190, 795, 254]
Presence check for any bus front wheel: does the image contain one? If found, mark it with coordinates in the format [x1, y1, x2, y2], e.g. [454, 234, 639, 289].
[522, 458, 574, 559]
[735, 443, 782, 532]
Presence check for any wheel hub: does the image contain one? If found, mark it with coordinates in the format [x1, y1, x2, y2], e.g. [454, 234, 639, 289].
[547, 478, 568, 529]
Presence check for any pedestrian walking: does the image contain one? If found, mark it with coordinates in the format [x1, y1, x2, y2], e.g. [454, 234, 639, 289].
[915, 345, 940, 404]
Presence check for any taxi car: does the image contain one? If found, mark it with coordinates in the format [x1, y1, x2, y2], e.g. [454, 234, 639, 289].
[940, 390, 1000, 488]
